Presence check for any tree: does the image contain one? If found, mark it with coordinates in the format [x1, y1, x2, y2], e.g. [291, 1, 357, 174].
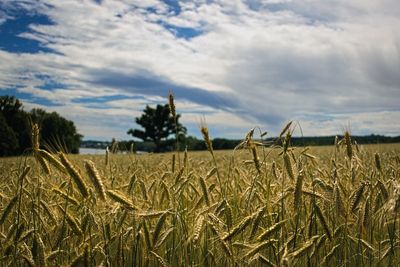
[127, 104, 187, 152]
[31, 108, 82, 154]
[0, 95, 23, 116]
[0, 113, 19, 156]
[0, 96, 83, 156]
[0, 95, 31, 154]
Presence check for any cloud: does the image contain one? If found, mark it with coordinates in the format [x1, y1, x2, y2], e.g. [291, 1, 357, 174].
[0, 0, 399, 140]
[88, 69, 238, 111]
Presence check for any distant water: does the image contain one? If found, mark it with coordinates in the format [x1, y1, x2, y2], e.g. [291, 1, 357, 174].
[79, 148, 105, 155]
[79, 148, 147, 155]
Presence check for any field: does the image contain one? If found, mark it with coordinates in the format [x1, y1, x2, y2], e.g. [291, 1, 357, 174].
[1, 133, 400, 266]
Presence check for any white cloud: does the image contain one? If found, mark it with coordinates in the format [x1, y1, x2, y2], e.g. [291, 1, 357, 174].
[0, 0, 399, 139]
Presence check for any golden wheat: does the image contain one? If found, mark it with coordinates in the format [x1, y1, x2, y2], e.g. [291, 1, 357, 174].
[0, 117, 399, 266]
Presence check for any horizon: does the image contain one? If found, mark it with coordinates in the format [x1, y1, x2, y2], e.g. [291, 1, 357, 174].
[1, 1, 399, 140]
[80, 132, 399, 143]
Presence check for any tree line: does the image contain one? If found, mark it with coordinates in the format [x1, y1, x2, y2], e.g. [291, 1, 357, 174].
[121, 103, 400, 152]
[118, 102, 400, 152]
[2, 95, 399, 156]
[0, 96, 82, 156]
[103, 134, 400, 154]
[89, 136, 240, 153]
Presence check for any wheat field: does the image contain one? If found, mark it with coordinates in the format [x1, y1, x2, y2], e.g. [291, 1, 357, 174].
[1, 127, 400, 266]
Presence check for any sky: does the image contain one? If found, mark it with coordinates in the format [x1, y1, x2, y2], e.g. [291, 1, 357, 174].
[0, 0, 399, 141]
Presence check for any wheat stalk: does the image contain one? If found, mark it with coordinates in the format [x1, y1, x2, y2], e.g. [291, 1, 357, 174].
[244, 239, 277, 258]
[288, 235, 319, 259]
[334, 182, 345, 217]
[283, 153, 295, 180]
[150, 251, 169, 267]
[199, 176, 210, 206]
[38, 149, 65, 173]
[84, 160, 106, 201]
[351, 182, 366, 213]
[223, 215, 253, 241]
[321, 244, 340, 265]
[314, 204, 332, 240]
[107, 190, 135, 209]
[294, 171, 304, 212]
[59, 153, 89, 198]
[152, 212, 168, 245]
[0, 196, 18, 225]
[344, 131, 353, 159]
[31, 123, 40, 152]
[192, 215, 205, 242]
[258, 219, 287, 241]
[33, 234, 47, 267]
[250, 206, 267, 239]
[66, 211, 82, 236]
[375, 153, 382, 171]
[35, 153, 51, 174]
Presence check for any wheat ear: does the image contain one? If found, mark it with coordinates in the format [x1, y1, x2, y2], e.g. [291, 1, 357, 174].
[59, 153, 89, 198]
[84, 160, 106, 201]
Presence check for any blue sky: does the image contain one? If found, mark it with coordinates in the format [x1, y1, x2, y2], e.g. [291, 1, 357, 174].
[1, 0, 399, 141]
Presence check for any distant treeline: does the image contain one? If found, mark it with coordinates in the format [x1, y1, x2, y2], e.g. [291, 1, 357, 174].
[0, 96, 82, 156]
[287, 135, 400, 147]
[82, 134, 400, 153]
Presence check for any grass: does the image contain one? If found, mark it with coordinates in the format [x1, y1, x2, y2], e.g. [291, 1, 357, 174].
[0, 134, 400, 266]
